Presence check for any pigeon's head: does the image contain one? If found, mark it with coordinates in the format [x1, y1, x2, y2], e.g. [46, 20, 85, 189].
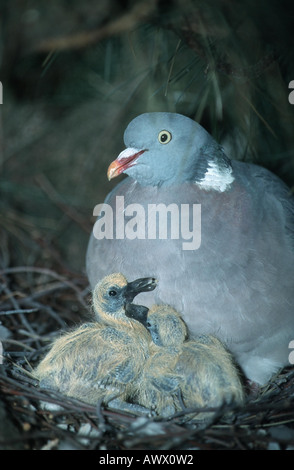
[92, 272, 157, 324]
[127, 304, 188, 347]
[107, 112, 233, 188]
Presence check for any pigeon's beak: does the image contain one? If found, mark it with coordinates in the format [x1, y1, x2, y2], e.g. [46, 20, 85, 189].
[123, 277, 157, 303]
[125, 303, 149, 327]
[107, 148, 147, 180]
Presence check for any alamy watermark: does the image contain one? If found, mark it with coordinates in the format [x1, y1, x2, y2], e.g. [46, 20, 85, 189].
[289, 340, 294, 365]
[289, 80, 294, 104]
[93, 196, 201, 250]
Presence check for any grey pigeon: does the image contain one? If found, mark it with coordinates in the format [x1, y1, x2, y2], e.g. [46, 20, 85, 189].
[86, 112, 294, 385]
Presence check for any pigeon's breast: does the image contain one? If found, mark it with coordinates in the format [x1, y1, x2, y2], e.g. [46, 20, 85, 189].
[86, 176, 293, 360]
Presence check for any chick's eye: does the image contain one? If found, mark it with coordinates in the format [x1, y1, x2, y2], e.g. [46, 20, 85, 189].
[108, 290, 117, 296]
[158, 130, 172, 144]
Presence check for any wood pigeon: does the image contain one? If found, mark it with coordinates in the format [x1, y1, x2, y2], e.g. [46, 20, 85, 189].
[34, 273, 156, 411]
[86, 112, 294, 385]
[125, 303, 244, 420]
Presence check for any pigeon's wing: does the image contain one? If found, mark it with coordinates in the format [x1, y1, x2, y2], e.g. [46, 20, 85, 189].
[242, 162, 294, 240]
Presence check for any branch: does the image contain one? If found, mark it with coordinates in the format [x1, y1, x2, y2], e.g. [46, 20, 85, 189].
[35, 1, 157, 52]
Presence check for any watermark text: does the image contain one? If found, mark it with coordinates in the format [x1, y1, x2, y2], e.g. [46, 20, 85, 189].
[289, 80, 294, 104]
[93, 196, 201, 250]
[289, 340, 294, 365]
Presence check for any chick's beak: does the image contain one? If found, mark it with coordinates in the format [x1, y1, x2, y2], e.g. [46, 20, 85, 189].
[125, 303, 149, 327]
[107, 148, 147, 180]
[124, 277, 157, 302]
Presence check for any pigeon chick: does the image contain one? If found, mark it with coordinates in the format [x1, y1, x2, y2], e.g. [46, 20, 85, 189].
[34, 273, 156, 412]
[86, 112, 294, 385]
[126, 304, 245, 421]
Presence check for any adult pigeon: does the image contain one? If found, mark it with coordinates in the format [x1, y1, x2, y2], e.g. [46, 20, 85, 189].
[86, 112, 294, 385]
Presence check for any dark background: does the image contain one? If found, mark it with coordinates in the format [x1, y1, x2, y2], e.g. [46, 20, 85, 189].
[0, 1, 294, 450]
[1, 0, 294, 278]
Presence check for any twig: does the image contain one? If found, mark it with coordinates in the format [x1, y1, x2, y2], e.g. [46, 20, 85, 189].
[0, 266, 89, 308]
[35, 173, 91, 233]
[165, 39, 182, 96]
[0, 281, 38, 338]
[0, 308, 39, 316]
[35, 1, 156, 52]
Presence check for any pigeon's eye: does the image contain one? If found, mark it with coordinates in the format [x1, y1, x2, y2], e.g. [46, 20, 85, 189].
[158, 130, 172, 144]
[108, 290, 117, 296]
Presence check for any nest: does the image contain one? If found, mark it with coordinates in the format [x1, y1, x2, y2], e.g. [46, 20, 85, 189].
[1, 0, 294, 453]
[0, 266, 294, 451]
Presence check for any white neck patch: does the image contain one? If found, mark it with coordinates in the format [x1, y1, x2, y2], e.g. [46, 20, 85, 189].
[195, 161, 234, 192]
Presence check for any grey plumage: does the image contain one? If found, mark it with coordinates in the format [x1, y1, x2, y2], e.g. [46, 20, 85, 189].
[86, 112, 294, 385]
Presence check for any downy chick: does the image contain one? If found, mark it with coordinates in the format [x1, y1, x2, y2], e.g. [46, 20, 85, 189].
[127, 304, 244, 421]
[34, 273, 156, 412]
